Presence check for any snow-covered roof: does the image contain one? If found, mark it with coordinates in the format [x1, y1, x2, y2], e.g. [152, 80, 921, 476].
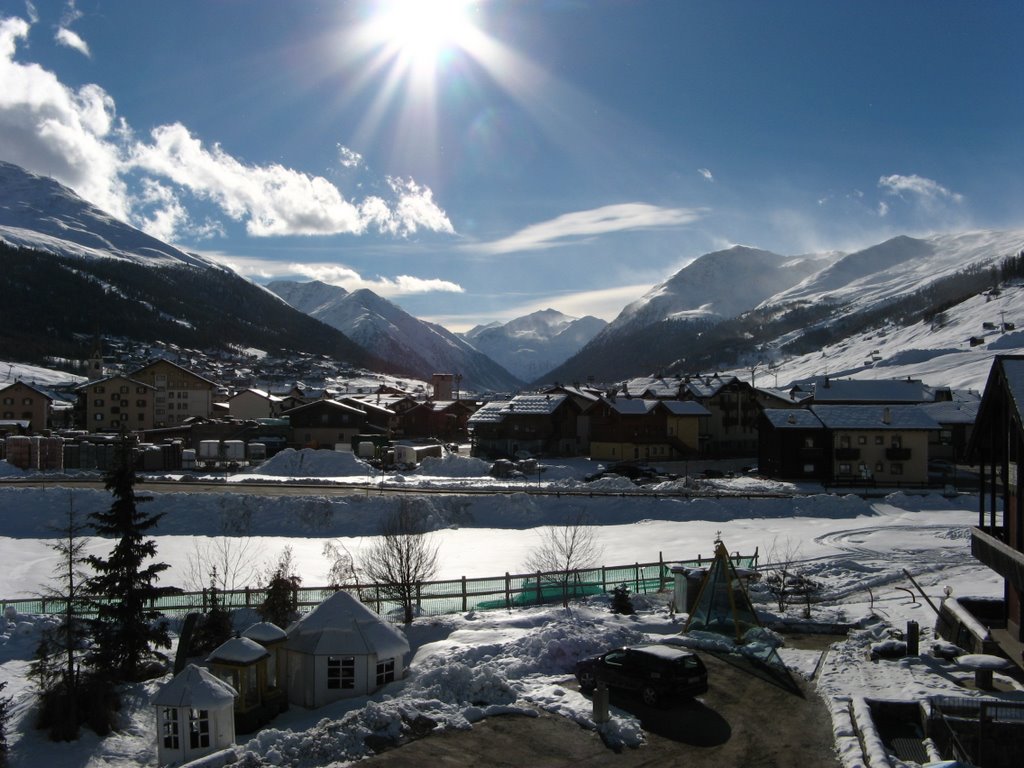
[661, 400, 711, 417]
[281, 398, 365, 417]
[152, 664, 237, 708]
[605, 398, 657, 415]
[466, 400, 507, 424]
[811, 378, 933, 403]
[1003, 357, 1024, 421]
[623, 377, 683, 399]
[286, 591, 410, 660]
[468, 394, 567, 424]
[242, 621, 287, 644]
[762, 408, 825, 429]
[811, 404, 940, 430]
[207, 636, 271, 665]
[684, 375, 738, 398]
[918, 399, 979, 425]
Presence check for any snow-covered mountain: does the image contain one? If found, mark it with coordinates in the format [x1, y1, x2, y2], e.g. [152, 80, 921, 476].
[0, 162, 377, 369]
[461, 309, 606, 382]
[545, 231, 1024, 388]
[267, 280, 523, 393]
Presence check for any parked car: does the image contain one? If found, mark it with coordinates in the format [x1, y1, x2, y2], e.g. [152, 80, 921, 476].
[574, 643, 708, 706]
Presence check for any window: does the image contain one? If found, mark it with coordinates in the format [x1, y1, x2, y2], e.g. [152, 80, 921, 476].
[138, 414, 146, 423]
[874, 436, 884, 445]
[94, 413, 104, 421]
[188, 709, 210, 749]
[21, 397, 31, 405]
[110, 406, 120, 414]
[96, 385, 105, 393]
[891, 436, 902, 448]
[838, 463, 852, 475]
[327, 656, 355, 689]
[803, 437, 815, 448]
[802, 463, 815, 474]
[94, 398, 104, 407]
[1, 397, 12, 405]
[875, 462, 884, 472]
[839, 436, 851, 448]
[857, 435, 867, 445]
[891, 463, 903, 476]
[120, 385, 129, 394]
[376, 658, 396, 686]
[136, 399, 147, 407]
[2, 411, 12, 419]
[161, 708, 180, 749]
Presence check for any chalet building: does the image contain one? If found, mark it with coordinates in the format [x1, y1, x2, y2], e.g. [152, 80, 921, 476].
[812, 404, 938, 484]
[468, 394, 584, 459]
[0, 381, 54, 432]
[682, 375, 761, 458]
[282, 399, 368, 449]
[757, 408, 829, 481]
[588, 396, 708, 463]
[919, 393, 980, 463]
[339, 396, 400, 437]
[229, 388, 285, 420]
[77, 375, 156, 432]
[541, 384, 602, 452]
[968, 355, 1024, 668]
[130, 359, 217, 427]
[401, 400, 476, 442]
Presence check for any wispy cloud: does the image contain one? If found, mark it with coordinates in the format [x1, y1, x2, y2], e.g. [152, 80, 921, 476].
[878, 173, 964, 205]
[54, 26, 89, 57]
[469, 203, 704, 256]
[697, 168, 713, 182]
[202, 252, 464, 297]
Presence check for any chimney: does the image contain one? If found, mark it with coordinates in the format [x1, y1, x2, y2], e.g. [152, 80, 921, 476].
[882, 407, 891, 425]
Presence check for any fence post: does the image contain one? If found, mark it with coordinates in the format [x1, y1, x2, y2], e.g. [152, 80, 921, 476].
[601, 566, 606, 593]
[634, 562, 640, 593]
[659, 552, 665, 591]
[461, 576, 467, 613]
[245, 587, 251, 607]
[535, 571, 542, 605]
[505, 572, 511, 611]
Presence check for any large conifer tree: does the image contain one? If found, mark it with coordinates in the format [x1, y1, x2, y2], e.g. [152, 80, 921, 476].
[85, 436, 178, 681]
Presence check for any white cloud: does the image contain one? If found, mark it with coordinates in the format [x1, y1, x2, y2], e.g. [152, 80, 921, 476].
[0, 15, 128, 219]
[337, 145, 363, 168]
[469, 203, 704, 256]
[132, 178, 224, 243]
[877, 200, 889, 217]
[130, 123, 454, 238]
[201, 252, 463, 297]
[54, 26, 89, 57]
[878, 173, 964, 204]
[697, 168, 713, 182]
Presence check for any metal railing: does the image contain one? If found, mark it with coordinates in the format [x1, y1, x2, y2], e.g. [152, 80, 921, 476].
[2, 550, 758, 619]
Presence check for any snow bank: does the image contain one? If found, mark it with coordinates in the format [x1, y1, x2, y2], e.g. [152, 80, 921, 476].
[244, 447, 371, 477]
[414, 453, 492, 478]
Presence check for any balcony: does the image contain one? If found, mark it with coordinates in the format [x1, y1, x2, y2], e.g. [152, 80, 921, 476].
[835, 448, 860, 460]
[886, 447, 912, 461]
[972, 526, 1024, 593]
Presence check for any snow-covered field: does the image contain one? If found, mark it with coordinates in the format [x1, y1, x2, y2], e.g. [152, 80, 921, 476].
[0, 451, 1018, 768]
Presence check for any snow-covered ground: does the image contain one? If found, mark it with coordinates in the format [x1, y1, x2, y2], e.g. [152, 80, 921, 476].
[0, 452, 1018, 768]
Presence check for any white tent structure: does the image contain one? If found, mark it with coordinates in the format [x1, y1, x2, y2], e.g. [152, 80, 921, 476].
[152, 664, 236, 767]
[285, 591, 410, 708]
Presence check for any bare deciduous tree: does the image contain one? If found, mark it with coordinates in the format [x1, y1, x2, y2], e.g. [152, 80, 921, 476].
[361, 502, 440, 624]
[183, 536, 260, 594]
[524, 509, 603, 607]
[322, 539, 361, 590]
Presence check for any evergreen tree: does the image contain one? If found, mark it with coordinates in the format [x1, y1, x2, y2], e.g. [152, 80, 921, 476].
[610, 583, 636, 615]
[258, 546, 301, 628]
[188, 567, 235, 656]
[85, 436, 179, 682]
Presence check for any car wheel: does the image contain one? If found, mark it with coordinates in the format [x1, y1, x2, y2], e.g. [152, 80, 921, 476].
[641, 685, 659, 707]
[577, 669, 596, 693]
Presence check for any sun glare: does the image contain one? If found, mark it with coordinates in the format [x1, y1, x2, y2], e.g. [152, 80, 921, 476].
[370, 0, 476, 65]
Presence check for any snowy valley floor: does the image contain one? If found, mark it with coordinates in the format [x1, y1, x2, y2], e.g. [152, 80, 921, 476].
[1, 451, 1022, 767]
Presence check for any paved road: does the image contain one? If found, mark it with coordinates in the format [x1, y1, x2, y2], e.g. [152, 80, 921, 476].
[359, 648, 841, 768]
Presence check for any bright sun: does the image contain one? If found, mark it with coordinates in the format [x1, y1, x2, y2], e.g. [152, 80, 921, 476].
[369, 0, 477, 66]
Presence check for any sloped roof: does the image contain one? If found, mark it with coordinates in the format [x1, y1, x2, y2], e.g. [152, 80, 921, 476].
[918, 399, 979, 425]
[152, 664, 236, 708]
[467, 394, 568, 424]
[207, 636, 270, 665]
[811, 378, 933, 403]
[811, 404, 939, 430]
[242, 621, 287, 644]
[286, 591, 410, 660]
[605, 398, 658, 415]
[661, 400, 711, 417]
[762, 408, 825, 429]
[280, 398, 365, 417]
[1004, 358, 1024, 421]
[684, 375, 739, 399]
[624, 377, 683, 399]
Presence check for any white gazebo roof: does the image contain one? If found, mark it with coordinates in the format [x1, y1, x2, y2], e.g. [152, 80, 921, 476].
[242, 621, 288, 644]
[286, 591, 410, 660]
[207, 636, 271, 665]
[153, 664, 237, 708]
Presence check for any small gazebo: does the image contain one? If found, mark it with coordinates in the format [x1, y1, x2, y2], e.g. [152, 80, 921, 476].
[285, 591, 410, 709]
[207, 636, 272, 733]
[153, 664, 236, 767]
[242, 621, 289, 717]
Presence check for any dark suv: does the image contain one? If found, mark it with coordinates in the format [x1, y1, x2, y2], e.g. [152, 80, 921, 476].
[574, 644, 708, 706]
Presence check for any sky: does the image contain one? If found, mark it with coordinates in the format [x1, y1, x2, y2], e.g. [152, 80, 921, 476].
[1, 1, 1022, 332]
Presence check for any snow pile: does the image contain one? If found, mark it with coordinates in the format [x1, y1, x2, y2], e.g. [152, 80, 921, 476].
[0, 460, 26, 477]
[414, 453, 491, 477]
[244, 448, 371, 478]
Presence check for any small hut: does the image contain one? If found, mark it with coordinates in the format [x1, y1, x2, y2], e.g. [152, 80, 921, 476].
[153, 664, 236, 767]
[206, 636, 272, 733]
[285, 591, 410, 708]
[241, 621, 289, 717]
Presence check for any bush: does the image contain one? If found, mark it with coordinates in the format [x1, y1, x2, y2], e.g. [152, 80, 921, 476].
[610, 583, 636, 615]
